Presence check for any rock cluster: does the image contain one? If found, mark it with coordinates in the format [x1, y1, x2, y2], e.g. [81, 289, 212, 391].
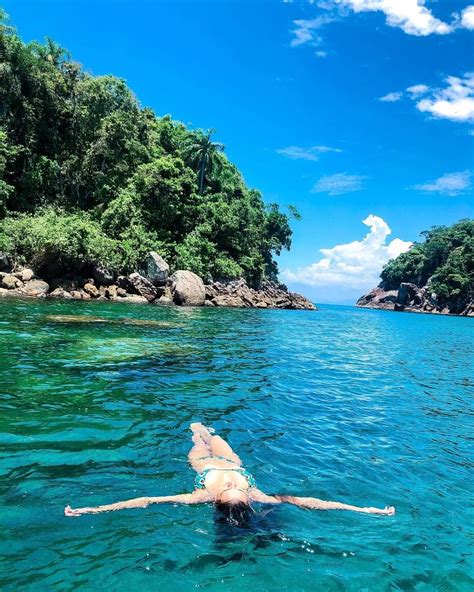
[0, 250, 315, 311]
[205, 279, 316, 310]
[357, 282, 473, 317]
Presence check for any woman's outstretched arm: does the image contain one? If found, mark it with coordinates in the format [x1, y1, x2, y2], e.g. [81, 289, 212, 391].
[64, 490, 211, 516]
[250, 490, 394, 515]
[277, 495, 395, 515]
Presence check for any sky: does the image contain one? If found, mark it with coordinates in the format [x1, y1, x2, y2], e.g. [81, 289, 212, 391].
[3, 0, 473, 304]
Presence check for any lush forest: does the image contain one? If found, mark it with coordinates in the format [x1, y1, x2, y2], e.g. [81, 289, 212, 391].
[380, 219, 473, 305]
[0, 13, 298, 284]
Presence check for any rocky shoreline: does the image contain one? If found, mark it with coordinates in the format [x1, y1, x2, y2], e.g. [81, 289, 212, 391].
[0, 251, 315, 311]
[356, 282, 473, 317]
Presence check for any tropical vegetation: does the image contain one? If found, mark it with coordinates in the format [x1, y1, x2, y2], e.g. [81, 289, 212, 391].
[0, 13, 297, 284]
[380, 219, 473, 305]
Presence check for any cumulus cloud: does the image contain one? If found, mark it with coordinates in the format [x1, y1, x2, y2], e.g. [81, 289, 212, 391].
[281, 215, 412, 289]
[459, 5, 474, 29]
[277, 145, 342, 161]
[334, 0, 453, 35]
[415, 73, 474, 122]
[315, 50, 328, 57]
[414, 171, 472, 196]
[381, 75, 474, 124]
[312, 172, 367, 195]
[379, 91, 403, 102]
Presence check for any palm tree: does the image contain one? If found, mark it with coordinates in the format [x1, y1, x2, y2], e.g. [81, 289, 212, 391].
[183, 129, 225, 194]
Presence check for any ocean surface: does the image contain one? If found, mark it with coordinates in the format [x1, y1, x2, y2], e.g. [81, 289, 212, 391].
[0, 298, 472, 591]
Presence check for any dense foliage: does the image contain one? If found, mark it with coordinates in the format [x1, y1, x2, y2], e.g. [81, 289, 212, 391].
[380, 219, 473, 304]
[0, 13, 297, 283]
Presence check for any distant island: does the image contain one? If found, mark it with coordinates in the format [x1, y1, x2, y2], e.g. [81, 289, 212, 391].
[0, 13, 314, 310]
[357, 220, 473, 317]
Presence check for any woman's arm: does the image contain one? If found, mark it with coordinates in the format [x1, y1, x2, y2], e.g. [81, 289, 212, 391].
[276, 495, 395, 515]
[64, 490, 210, 516]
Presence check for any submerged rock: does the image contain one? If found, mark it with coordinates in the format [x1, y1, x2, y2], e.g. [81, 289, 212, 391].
[44, 314, 177, 327]
[170, 270, 206, 306]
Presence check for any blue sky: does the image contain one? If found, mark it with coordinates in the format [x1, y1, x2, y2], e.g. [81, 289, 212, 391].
[3, 0, 473, 303]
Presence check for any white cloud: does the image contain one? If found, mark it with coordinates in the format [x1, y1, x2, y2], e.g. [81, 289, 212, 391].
[323, 0, 453, 35]
[415, 73, 474, 122]
[312, 172, 367, 195]
[459, 5, 474, 29]
[414, 171, 472, 196]
[406, 84, 429, 96]
[379, 91, 403, 102]
[290, 15, 337, 47]
[315, 50, 328, 57]
[281, 214, 412, 290]
[277, 145, 342, 161]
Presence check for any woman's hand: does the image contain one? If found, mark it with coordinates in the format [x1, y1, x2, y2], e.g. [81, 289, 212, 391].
[64, 504, 88, 517]
[366, 505, 395, 515]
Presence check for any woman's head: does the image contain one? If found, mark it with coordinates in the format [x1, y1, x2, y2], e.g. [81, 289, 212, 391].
[215, 498, 253, 527]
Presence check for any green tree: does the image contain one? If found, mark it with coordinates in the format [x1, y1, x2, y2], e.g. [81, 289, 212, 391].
[183, 129, 225, 194]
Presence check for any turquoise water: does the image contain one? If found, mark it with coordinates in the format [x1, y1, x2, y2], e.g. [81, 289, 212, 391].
[0, 298, 473, 591]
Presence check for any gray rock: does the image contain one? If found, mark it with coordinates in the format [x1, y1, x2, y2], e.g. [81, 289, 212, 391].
[170, 270, 206, 306]
[13, 268, 34, 282]
[128, 272, 158, 302]
[396, 282, 418, 306]
[1, 273, 23, 290]
[21, 279, 49, 296]
[48, 287, 73, 299]
[139, 251, 169, 286]
[0, 252, 9, 272]
[122, 294, 149, 304]
[117, 275, 135, 293]
[92, 265, 114, 286]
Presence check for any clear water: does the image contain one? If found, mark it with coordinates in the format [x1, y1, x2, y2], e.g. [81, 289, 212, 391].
[0, 298, 473, 591]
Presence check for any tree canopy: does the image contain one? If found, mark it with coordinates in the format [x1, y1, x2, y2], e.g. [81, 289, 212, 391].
[0, 13, 298, 283]
[380, 219, 473, 304]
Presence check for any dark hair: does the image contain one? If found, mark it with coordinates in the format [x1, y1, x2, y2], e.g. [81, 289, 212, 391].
[215, 500, 253, 527]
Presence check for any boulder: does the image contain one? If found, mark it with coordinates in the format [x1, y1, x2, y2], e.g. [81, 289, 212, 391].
[170, 270, 206, 306]
[70, 290, 91, 300]
[21, 279, 49, 297]
[0, 273, 23, 290]
[117, 275, 135, 293]
[0, 252, 9, 272]
[139, 251, 169, 286]
[122, 294, 148, 304]
[48, 287, 73, 299]
[13, 268, 34, 282]
[50, 278, 80, 292]
[105, 285, 117, 299]
[116, 287, 127, 298]
[128, 272, 158, 302]
[83, 283, 100, 298]
[92, 265, 114, 286]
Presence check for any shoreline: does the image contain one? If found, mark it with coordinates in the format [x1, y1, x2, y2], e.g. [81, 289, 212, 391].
[0, 268, 316, 311]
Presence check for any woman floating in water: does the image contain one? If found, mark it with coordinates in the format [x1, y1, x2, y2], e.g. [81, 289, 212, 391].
[65, 423, 395, 523]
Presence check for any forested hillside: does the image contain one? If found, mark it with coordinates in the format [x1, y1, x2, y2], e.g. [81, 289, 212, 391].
[358, 220, 473, 315]
[0, 12, 297, 284]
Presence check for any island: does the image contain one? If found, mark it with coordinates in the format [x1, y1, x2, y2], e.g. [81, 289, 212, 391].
[357, 220, 473, 317]
[0, 15, 314, 311]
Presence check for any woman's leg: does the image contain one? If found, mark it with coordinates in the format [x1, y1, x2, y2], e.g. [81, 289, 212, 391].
[188, 423, 213, 471]
[209, 435, 242, 466]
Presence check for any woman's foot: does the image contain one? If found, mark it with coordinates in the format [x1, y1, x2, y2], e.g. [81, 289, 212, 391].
[190, 422, 215, 445]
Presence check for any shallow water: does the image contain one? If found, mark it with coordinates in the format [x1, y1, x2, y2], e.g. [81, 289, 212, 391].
[0, 298, 472, 591]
